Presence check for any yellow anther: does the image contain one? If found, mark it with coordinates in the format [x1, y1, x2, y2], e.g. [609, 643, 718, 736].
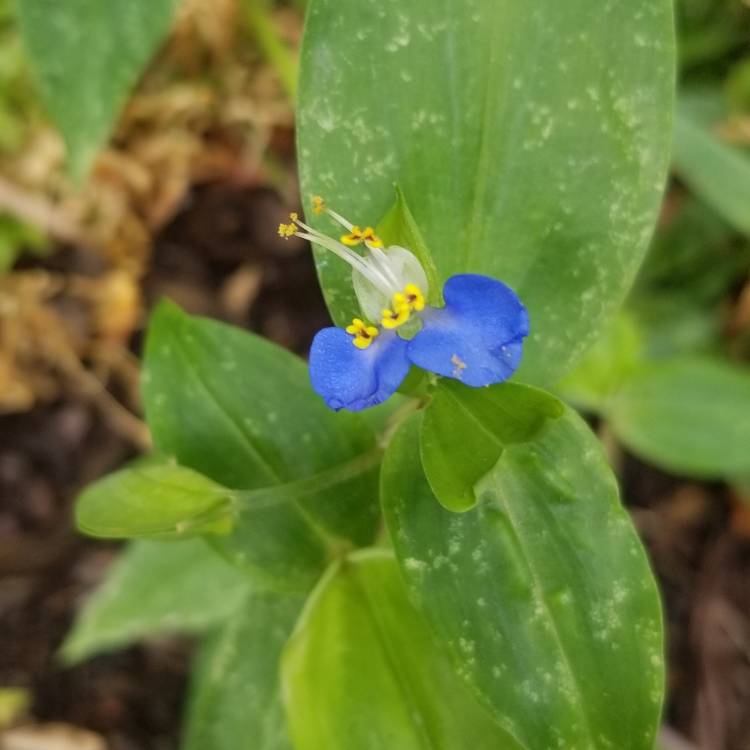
[403, 283, 425, 311]
[341, 225, 364, 246]
[393, 284, 425, 313]
[341, 225, 383, 247]
[361, 227, 383, 248]
[345, 318, 365, 335]
[312, 196, 326, 215]
[346, 318, 379, 349]
[290, 212, 299, 222]
[278, 222, 296, 239]
[381, 303, 411, 329]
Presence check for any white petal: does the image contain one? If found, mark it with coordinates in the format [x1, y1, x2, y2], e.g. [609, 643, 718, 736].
[352, 246, 430, 321]
[352, 268, 391, 321]
[382, 246, 429, 295]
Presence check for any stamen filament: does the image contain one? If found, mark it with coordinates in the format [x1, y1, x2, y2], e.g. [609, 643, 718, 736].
[324, 208, 355, 232]
[368, 245, 401, 288]
[293, 230, 393, 295]
[292, 215, 396, 293]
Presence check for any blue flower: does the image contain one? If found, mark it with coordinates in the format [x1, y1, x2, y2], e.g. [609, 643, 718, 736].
[309, 327, 410, 411]
[279, 201, 529, 412]
[407, 274, 529, 388]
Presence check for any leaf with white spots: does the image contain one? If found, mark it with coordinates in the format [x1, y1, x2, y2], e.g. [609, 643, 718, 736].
[143, 301, 381, 592]
[184, 590, 302, 750]
[420, 380, 564, 512]
[297, 0, 675, 385]
[61, 539, 249, 664]
[382, 412, 665, 750]
[281, 549, 522, 750]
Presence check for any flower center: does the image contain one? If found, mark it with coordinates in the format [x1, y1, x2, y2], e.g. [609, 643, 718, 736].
[278, 197, 431, 345]
[381, 302, 411, 329]
[379, 283, 426, 330]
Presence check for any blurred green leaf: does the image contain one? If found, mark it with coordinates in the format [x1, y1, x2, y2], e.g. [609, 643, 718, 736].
[673, 101, 750, 237]
[282, 549, 521, 750]
[382, 412, 664, 750]
[76, 463, 238, 540]
[16, 0, 180, 179]
[558, 313, 645, 412]
[240, 0, 297, 101]
[607, 357, 750, 478]
[677, 0, 750, 72]
[629, 197, 744, 358]
[61, 539, 249, 664]
[0, 6, 39, 153]
[726, 58, 750, 114]
[298, 0, 675, 386]
[420, 380, 563, 511]
[637, 198, 740, 302]
[143, 302, 380, 591]
[184, 590, 302, 750]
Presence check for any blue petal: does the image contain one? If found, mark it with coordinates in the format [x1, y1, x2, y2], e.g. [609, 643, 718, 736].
[407, 274, 529, 387]
[309, 327, 410, 411]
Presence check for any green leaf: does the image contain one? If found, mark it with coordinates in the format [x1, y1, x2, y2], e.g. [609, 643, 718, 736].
[628, 197, 743, 359]
[143, 301, 380, 590]
[184, 590, 302, 750]
[557, 313, 645, 413]
[297, 0, 675, 385]
[382, 413, 664, 750]
[216, 449, 382, 591]
[677, 0, 750, 71]
[282, 549, 521, 750]
[16, 0, 180, 179]
[636, 197, 738, 298]
[673, 102, 750, 237]
[420, 380, 563, 511]
[61, 539, 249, 664]
[75, 462, 238, 540]
[607, 357, 750, 478]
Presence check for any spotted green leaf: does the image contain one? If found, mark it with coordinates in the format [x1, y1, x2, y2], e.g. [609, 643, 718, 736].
[16, 0, 180, 179]
[60, 539, 249, 664]
[184, 591, 302, 750]
[143, 302, 380, 591]
[382, 413, 664, 750]
[75, 463, 238, 540]
[215, 450, 382, 591]
[282, 549, 521, 750]
[420, 380, 563, 511]
[298, 0, 675, 385]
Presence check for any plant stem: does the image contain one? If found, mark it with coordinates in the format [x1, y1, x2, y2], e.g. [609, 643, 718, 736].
[241, 0, 298, 101]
